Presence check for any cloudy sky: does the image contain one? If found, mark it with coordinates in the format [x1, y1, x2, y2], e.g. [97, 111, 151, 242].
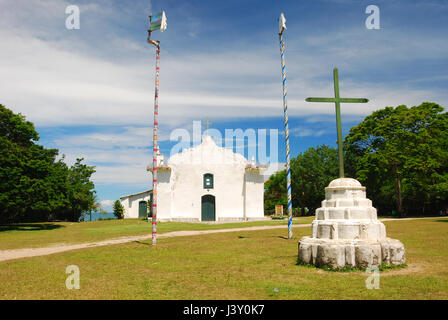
[1, 0, 447, 211]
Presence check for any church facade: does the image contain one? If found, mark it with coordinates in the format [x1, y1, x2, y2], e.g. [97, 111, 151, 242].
[120, 136, 267, 222]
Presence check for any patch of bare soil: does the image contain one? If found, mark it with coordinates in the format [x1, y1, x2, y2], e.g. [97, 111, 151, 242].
[380, 263, 423, 276]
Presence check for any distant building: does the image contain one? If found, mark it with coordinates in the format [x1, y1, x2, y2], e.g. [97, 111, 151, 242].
[120, 136, 267, 222]
[120, 190, 152, 219]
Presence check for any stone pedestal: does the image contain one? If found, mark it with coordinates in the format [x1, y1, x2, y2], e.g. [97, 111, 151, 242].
[298, 178, 405, 269]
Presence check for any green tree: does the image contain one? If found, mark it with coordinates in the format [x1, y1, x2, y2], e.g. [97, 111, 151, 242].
[0, 105, 69, 222]
[345, 102, 448, 216]
[0, 104, 97, 222]
[290, 145, 338, 215]
[264, 169, 287, 214]
[65, 158, 96, 222]
[264, 145, 338, 216]
[82, 195, 106, 221]
[0, 104, 38, 146]
[113, 200, 124, 219]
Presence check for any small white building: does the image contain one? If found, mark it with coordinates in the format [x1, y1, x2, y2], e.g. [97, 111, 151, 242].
[120, 190, 152, 219]
[120, 136, 267, 222]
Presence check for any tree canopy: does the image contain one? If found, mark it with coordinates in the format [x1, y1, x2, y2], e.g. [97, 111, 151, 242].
[265, 102, 448, 217]
[345, 102, 448, 216]
[264, 169, 287, 214]
[0, 104, 97, 223]
[113, 200, 124, 219]
[264, 145, 338, 215]
[290, 145, 339, 215]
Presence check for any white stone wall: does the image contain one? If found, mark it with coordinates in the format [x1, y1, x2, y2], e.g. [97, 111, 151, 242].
[157, 170, 172, 219]
[298, 178, 406, 269]
[166, 162, 247, 221]
[120, 197, 130, 217]
[158, 136, 265, 221]
[244, 171, 265, 218]
[122, 136, 266, 222]
[121, 192, 151, 219]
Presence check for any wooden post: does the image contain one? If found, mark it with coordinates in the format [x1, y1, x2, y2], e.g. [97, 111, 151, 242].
[306, 68, 369, 178]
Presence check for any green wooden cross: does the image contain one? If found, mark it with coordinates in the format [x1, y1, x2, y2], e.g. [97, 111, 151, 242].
[306, 68, 369, 178]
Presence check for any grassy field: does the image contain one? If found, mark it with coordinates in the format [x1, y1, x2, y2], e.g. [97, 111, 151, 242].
[0, 217, 314, 250]
[0, 217, 447, 299]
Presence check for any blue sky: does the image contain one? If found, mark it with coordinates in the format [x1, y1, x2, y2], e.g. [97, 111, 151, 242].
[1, 0, 447, 211]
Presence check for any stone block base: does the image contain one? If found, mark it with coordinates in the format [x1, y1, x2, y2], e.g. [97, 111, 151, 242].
[298, 237, 406, 269]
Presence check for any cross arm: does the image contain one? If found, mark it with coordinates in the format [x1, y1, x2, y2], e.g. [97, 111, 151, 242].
[306, 97, 369, 103]
[306, 97, 336, 103]
[339, 98, 369, 103]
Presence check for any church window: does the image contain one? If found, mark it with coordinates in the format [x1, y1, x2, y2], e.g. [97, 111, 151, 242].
[203, 173, 214, 189]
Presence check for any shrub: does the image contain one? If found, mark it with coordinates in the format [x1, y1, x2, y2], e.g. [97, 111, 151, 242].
[271, 215, 286, 220]
[113, 200, 124, 219]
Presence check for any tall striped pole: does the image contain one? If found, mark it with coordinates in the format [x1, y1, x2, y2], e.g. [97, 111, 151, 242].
[151, 41, 160, 245]
[147, 11, 166, 246]
[278, 13, 293, 239]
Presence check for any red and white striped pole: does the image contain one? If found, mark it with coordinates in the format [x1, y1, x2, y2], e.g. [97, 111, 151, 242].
[151, 42, 160, 245]
[147, 13, 163, 245]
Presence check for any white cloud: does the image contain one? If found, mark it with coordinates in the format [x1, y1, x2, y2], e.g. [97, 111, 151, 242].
[53, 126, 171, 150]
[99, 199, 115, 211]
[1, 20, 447, 129]
[100, 199, 114, 206]
[93, 165, 151, 186]
[1, 0, 447, 191]
[263, 162, 286, 181]
[52, 126, 158, 185]
[284, 128, 328, 137]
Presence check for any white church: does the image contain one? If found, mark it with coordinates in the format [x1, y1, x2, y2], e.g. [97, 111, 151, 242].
[120, 136, 268, 222]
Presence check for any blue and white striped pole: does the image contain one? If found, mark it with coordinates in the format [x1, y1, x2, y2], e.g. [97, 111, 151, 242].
[278, 13, 293, 239]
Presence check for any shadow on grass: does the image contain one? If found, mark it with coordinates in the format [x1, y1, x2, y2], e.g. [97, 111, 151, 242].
[133, 240, 151, 246]
[295, 259, 364, 272]
[277, 235, 299, 240]
[0, 223, 65, 232]
[435, 219, 448, 223]
[296, 257, 407, 272]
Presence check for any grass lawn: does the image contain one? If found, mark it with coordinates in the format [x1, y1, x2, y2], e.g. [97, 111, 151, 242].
[0, 217, 314, 250]
[0, 217, 447, 299]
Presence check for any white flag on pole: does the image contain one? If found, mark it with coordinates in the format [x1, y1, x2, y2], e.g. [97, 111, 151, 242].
[279, 12, 286, 35]
[160, 11, 167, 32]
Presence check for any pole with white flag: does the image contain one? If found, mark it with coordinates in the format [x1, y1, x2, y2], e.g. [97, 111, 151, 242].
[147, 10, 167, 246]
[278, 12, 293, 239]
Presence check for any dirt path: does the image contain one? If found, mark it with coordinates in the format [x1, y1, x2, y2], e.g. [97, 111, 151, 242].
[0, 217, 444, 262]
[0, 224, 309, 262]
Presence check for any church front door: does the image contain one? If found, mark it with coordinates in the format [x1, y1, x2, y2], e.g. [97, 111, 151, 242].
[201, 195, 215, 221]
